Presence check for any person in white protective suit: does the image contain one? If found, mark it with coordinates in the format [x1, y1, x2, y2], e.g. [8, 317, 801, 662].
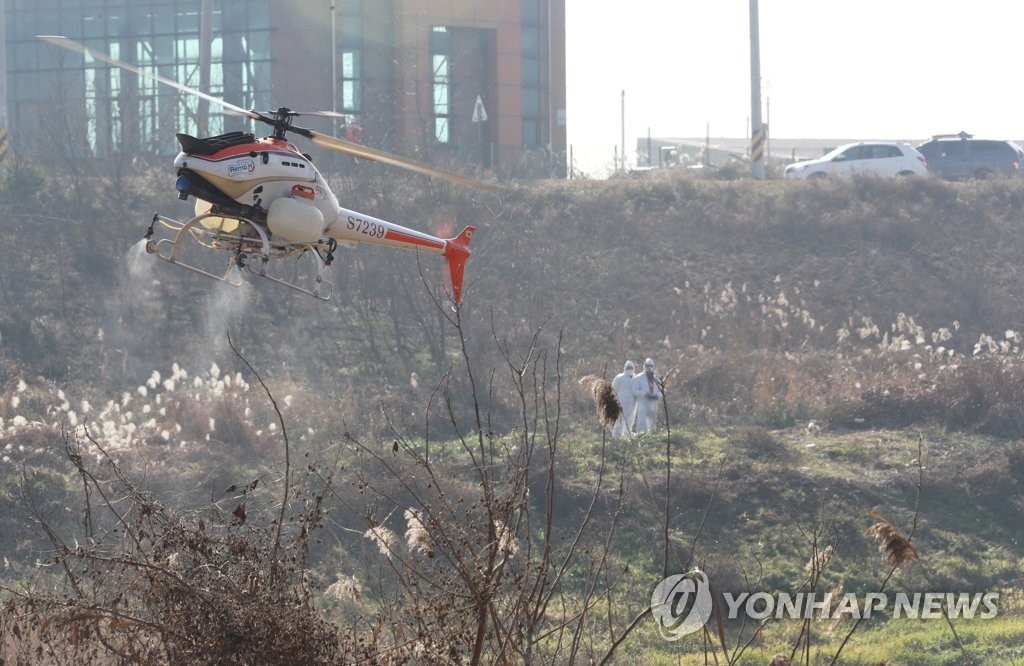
[632, 358, 663, 433]
[610, 360, 637, 437]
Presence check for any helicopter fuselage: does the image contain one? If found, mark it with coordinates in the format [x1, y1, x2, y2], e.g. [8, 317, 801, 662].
[173, 135, 453, 256]
[169, 132, 475, 302]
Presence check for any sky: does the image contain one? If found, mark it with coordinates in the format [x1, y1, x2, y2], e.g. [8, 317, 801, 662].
[565, 0, 1024, 177]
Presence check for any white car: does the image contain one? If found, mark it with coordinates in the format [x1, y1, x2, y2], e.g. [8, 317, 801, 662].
[784, 142, 928, 180]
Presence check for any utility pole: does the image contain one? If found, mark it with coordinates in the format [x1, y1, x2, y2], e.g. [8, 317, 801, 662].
[620, 89, 625, 172]
[749, 0, 765, 180]
[0, 0, 9, 172]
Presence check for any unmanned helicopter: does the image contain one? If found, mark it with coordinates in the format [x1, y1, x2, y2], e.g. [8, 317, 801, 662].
[39, 35, 497, 303]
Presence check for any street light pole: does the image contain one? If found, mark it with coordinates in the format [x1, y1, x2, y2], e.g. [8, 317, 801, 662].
[331, 2, 338, 136]
[198, 0, 211, 136]
[0, 0, 9, 172]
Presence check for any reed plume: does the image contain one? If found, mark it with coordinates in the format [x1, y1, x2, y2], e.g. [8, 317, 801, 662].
[578, 375, 621, 429]
[865, 511, 917, 570]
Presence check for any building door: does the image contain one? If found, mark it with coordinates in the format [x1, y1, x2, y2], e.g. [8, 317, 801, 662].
[448, 28, 492, 168]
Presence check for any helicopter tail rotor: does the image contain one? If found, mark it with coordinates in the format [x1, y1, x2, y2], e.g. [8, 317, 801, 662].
[443, 226, 476, 304]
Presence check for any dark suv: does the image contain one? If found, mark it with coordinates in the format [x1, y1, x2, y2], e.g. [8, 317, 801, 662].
[915, 133, 1024, 179]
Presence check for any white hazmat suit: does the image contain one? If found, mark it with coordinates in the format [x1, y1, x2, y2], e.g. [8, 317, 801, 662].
[610, 360, 636, 437]
[632, 358, 663, 433]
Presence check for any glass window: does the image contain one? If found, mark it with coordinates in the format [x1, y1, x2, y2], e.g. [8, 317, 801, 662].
[60, 10, 82, 35]
[341, 50, 361, 112]
[432, 46, 450, 144]
[13, 41, 41, 70]
[36, 9, 60, 35]
[153, 35, 175, 62]
[341, 81, 356, 111]
[430, 25, 451, 53]
[248, 1, 270, 29]
[127, 5, 150, 33]
[13, 72, 39, 99]
[974, 141, 1005, 156]
[865, 145, 898, 159]
[520, 0, 539, 25]
[523, 119, 538, 147]
[151, 7, 175, 36]
[839, 146, 864, 160]
[341, 15, 363, 44]
[522, 56, 539, 86]
[10, 1, 271, 155]
[177, 10, 200, 34]
[83, 14, 104, 39]
[435, 117, 449, 143]
[106, 11, 127, 35]
[433, 54, 449, 81]
[433, 85, 449, 114]
[521, 27, 539, 56]
[522, 88, 540, 119]
[341, 51, 357, 79]
[11, 10, 37, 37]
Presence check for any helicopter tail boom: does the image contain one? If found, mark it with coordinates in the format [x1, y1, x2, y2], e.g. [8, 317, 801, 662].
[325, 210, 475, 303]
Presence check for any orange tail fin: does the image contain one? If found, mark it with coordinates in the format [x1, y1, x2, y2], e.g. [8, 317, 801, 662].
[443, 226, 476, 304]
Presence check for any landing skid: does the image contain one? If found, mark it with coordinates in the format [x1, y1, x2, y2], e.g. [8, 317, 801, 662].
[144, 213, 336, 301]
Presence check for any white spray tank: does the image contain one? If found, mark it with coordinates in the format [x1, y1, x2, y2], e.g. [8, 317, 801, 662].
[267, 185, 324, 242]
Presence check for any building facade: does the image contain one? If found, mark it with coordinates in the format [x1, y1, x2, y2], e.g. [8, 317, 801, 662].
[2, 0, 566, 178]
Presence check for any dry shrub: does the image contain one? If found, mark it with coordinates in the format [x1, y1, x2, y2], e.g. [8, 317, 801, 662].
[935, 358, 1024, 437]
[678, 351, 831, 426]
[1, 434, 346, 665]
[828, 385, 914, 429]
[1007, 440, 1024, 485]
[940, 358, 1024, 436]
[821, 357, 1024, 438]
[964, 459, 1017, 505]
[729, 426, 790, 462]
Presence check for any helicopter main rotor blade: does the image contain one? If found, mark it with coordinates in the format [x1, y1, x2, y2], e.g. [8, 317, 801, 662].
[37, 35, 267, 125]
[293, 111, 347, 119]
[306, 130, 501, 192]
[39, 35, 499, 192]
